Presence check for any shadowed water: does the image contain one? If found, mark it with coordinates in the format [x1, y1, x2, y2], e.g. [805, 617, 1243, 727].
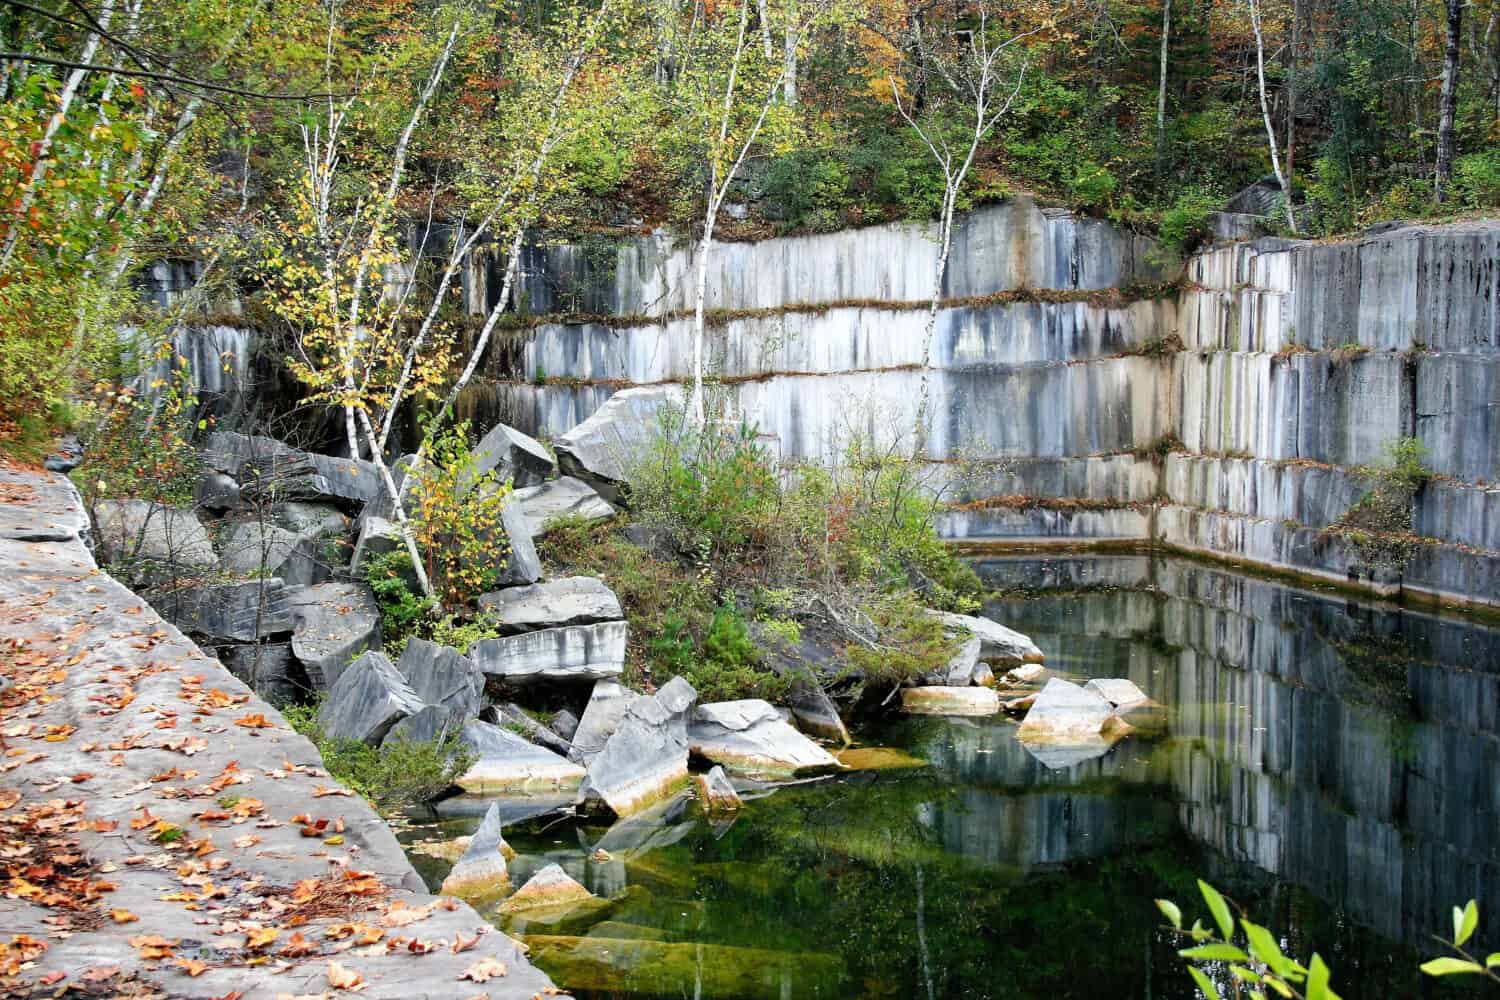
[402, 556, 1499, 999]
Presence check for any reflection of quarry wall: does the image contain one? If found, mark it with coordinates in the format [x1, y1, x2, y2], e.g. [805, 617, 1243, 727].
[462, 199, 1499, 608]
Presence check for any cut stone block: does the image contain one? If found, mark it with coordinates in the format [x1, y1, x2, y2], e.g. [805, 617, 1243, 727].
[932, 610, 1045, 664]
[471, 621, 627, 683]
[1082, 677, 1152, 709]
[439, 801, 511, 897]
[901, 686, 1001, 716]
[1017, 678, 1123, 746]
[318, 651, 425, 745]
[511, 476, 616, 536]
[396, 638, 483, 720]
[93, 500, 216, 575]
[286, 581, 382, 690]
[579, 677, 697, 818]
[695, 766, 741, 814]
[568, 680, 634, 763]
[155, 578, 292, 642]
[554, 386, 685, 502]
[456, 720, 586, 792]
[478, 576, 623, 633]
[467, 422, 557, 491]
[688, 699, 839, 777]
[218, 520, 328, 587]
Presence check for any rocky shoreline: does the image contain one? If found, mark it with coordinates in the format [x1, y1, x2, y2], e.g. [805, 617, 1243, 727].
[0, 462, 558, 1000]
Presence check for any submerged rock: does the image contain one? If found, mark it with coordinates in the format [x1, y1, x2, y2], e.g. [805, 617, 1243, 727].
[467, 421, 557, 491]
[511, 476, 616, 535]
[471, 621, 627, 683]
[932, 610, 1045, 664]
[900, 686, 1001, 716]
[498, 863, 595, 914]
[688, 699, 840, 776]
[285, 581, 382, 690]
[93, 500, 217, 575]
[478, 576, 623, 633]
[456, 720, 586, 792]
[555, 385, 685, 501]
[439, 802, 512, 898]
[695, 765, 742, 813]
[1016, 678, 1133, 757]
[579, 678, 696, 817]
[1082, 677, 1152, 709]
[318, 650, 425, 745]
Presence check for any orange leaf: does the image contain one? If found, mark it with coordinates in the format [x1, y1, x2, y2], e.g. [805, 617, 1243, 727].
[175, 957, 209, 977]
[327, 959, 365, 991]
[109, 909, 139, 924]
[244, 926, 279, 949]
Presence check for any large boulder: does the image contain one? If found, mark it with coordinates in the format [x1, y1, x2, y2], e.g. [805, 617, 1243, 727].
[349, 515, 403, 576]
[579, 677, 696, 818]
[695, 765, 741, 814]
[1082, 678, 1152, 709]
[396, 638, 484, 719]
[554, 385, 684, 502]
[900, 686, 1000, 716]
[386, 703, 467, 745]
[285, 581, 383, 690]
[568, 680, 634, 763]
[510, 476, 616, 536]
[195, 471, 241, 511]
[466, 422, 556, 492]
[1016, 678, 1131, 749]
[154, 578, 292, 642]
[470, 621, 627, 683]
[478, 576, 623, 634]
[204, 431, 383, 507]
[93, 500, 216, 576]
[273, 501, 350, 540]
[218, 520, 328, 587]
[439, 802, 512, 898]
[688, 700, 840, 777]
[931, 611, 1044, 664]
[455, 720, 586, 792]
[487, 499, 543, 588]
[317, 650, 425, 745]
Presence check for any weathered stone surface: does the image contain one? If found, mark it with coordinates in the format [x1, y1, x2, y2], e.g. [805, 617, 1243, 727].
[554, 385, 685, 501]
[1083, 677, 1152, 709]
[471, 620, 627, 683]
[511, 476, 617, 535]
[568, 680, 634, 763]
[319, 650, 425, 745]
[688, 699, 840, 776]
[93, 500, 216, 573]
[440, 802, 511, 897]
[933, 610, 1045, 663]
[901, 686, 1001, 716]
[0, 463, 89, 542]
[286, 581, 383, 690]
[204, 431, 384, 507]
[1017, 677, 1121, 745]
[350, 515, 403, 575]
[1005, 663, 1047, 685]
[579, 678, 697, 817]
[695, 765, 742, 813]
[467, 421, 557, 491]
[0, 468, 557, 1000]
[195, 471, 241, 510]
[218, 519, 329, 587]
[552, 708, 581, 741]
[396, 638, 484, 719]
[485, 497, 543, 587]
[497, 702, 574, 756]
[456, 720, 587, 792]
[928, 635, 982, 686]
[274, 500, 351, 539]
[499, 863, 594, 914]
[154, 578, 292, 642]
[221, 641, 302, 706]
[386, 703, 467, 744]
[478, 576, 623, 633]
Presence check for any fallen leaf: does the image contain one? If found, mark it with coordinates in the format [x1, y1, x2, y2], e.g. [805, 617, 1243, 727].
[235, 713, 273, 729]
[130, 934, 177, 959]
[110, 908, 139, 924]
[452, 931, 480, 953]
[245, 926, 280, 949]
[327, 960, 364, 991]
[458, 957, 507, 983]
[175, 957, 209, 977]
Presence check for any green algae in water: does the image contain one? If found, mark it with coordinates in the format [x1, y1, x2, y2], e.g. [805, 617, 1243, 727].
[403, 557, 1500, 999]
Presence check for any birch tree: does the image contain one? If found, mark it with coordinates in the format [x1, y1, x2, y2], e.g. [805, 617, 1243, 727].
[1434, 0, 1464, 201]
[892, 0, 1045, 449]
[1246, 0, 1297, 231]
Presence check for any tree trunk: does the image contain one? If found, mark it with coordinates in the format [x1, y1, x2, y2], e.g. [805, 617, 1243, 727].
[757, 0, 774, 58]
[689, 212, 716, 425]
[784, 18, 798, 104]
[1434, 0, 1464, 202]
[1156, 0, 1171, 136]
[1249, 0, 1297, 233]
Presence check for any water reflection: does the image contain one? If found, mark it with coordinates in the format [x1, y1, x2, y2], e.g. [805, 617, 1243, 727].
[403, 556, 1499, 999]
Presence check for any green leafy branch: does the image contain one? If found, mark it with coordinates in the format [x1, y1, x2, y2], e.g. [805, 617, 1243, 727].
[1419, 900, 1500, 984]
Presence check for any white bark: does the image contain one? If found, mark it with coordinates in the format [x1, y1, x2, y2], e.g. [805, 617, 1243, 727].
[1157, 0, 1171, 135]
[1248, 0, 1297, 232]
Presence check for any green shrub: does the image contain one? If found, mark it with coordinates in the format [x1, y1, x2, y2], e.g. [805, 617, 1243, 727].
[363, 550, 434, 653]
[282, 699, 472, 815]
[1156, 187, 1222, 263]
[760, 149, 854, 231]
[845, 592, 960, 689]
[1068, 162, 1118, 208]
[407, 421, 512, 604]
[1454, 150, 1500, 209]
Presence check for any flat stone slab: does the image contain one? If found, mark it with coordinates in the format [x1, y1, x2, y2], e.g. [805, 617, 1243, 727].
[456, 720, 587, 792]
[1083, 677, 1152, 709]
[510, 475, 616, 535]
[470, 620, 627, 683]
[688, 700, 839, 776]
[901, 686, 1001, 716]
[0, 463, 90, 542]
[0, 468, 557, 1000]
[479, 576, 623, 633]
[932, 610, 1045, 664]
[286, 581, 383, 690]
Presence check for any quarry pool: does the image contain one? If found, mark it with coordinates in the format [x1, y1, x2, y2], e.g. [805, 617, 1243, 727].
[401, 555, 1500, 999]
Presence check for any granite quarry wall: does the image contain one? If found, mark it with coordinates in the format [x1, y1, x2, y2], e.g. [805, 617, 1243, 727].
[456, 199, 1500, 608]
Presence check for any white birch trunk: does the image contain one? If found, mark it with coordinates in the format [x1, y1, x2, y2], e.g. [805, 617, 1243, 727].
[1249, 0, 1297, 232]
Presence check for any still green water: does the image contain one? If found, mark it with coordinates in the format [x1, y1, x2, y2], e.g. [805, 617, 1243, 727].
[402, 555, 1500, 999]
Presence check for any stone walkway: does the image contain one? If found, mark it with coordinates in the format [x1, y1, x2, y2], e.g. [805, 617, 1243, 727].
[0, 464, 560, 999]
